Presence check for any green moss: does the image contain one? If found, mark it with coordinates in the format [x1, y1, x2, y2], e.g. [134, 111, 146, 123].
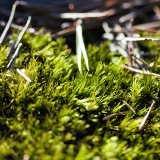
[0, 30, 160, 159]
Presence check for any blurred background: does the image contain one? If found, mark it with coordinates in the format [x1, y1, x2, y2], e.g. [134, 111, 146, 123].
[0, 0, 160, 48]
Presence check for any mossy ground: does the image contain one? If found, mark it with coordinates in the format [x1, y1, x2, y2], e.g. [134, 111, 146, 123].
[0, 30, 160, 160]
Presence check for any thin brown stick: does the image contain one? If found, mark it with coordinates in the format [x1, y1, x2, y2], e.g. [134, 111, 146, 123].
[133, 21, 160, 30]
[128, 43, 133, 67]
[52, 26, 76, 38]
[122, 65, 160, 78]
[132, 55, 149, 68]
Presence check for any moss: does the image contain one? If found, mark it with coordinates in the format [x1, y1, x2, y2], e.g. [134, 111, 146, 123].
[0, 30, 160, 159]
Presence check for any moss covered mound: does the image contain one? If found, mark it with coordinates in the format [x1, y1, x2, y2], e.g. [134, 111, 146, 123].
[0, 31, 160, 160]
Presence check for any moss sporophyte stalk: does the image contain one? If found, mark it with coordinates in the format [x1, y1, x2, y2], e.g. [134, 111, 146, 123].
[0, 29, 160, 159]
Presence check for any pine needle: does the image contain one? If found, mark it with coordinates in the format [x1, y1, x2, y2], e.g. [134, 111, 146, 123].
[103, 112, 127, 121]
[0, 1, 18, 44]
[6, 16, 31, 59]
[139, 101, 155, 131]
[122, 100, 136, 114]
[6, 43, 22, 70]
[16, 68, 31, 82]
[76, 19, 89, 73]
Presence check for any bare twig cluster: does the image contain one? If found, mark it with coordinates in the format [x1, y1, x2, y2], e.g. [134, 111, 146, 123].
[0, 0, 160, 37]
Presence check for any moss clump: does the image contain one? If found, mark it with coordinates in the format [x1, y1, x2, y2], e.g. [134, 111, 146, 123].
[0, 30, 160, 160]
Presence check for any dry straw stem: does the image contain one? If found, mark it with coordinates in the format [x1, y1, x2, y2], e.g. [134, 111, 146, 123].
[122, 100, 136, 113]
[122, 65, 160, 78]
[0, 1, 18, 44]
[60, 9, 116, 19]
[103, 111, 127, 121]
[123, 37, 160, 42]
[139, 101, 156, 131]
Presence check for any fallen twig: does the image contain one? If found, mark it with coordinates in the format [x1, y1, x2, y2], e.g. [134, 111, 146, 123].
[123, 37, 160, 42]
[122, 65, 160, 78]
[59, 9, 116, 19]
